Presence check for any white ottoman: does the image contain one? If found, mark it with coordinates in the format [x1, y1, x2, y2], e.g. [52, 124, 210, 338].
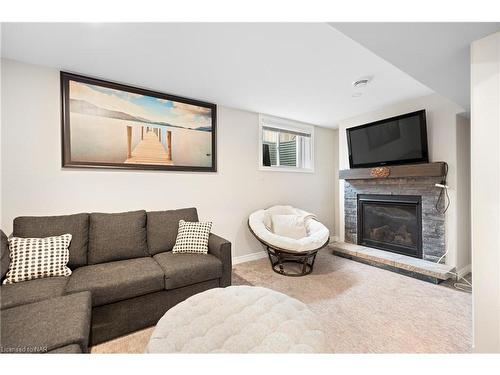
[146, 286, 328, 353]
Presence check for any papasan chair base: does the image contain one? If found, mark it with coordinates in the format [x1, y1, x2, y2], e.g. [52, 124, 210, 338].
[266, 245, 323, 277]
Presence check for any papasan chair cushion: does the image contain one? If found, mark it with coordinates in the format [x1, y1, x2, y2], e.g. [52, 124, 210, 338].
[248, 205, 330, 253]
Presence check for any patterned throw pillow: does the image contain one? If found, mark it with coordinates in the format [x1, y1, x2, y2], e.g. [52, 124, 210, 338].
[172, 220, 212, 254]
[3, 234, 72, 284]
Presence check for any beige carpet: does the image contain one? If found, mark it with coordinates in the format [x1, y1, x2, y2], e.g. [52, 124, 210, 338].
[91, 248, 472, 353]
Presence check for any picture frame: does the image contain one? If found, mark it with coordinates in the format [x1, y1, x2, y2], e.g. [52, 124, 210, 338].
[61, 72, 217, 172]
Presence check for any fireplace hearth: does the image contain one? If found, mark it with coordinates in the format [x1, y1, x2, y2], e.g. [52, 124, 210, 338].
[357, 194, 422, 258]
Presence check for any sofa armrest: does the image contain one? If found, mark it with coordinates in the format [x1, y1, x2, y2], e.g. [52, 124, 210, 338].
[208, 233, 232, 287]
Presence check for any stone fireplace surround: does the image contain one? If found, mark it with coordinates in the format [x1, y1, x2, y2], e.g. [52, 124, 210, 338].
[344, 176, 445, 263]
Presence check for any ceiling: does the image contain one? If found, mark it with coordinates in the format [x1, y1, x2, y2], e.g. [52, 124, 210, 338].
[331, 22, 500, 112]
[0, 23, 435, 127]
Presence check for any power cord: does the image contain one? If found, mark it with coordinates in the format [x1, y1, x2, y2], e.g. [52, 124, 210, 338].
[435, 162, 450, 214]
[433, 163, 470, 292]
[436, 251, 472, 293]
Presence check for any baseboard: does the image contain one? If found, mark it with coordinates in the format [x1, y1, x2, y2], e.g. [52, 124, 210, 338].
[233, 251, 267, 265]
[456, 264, 471, 278]
[330, 235, 340, 243]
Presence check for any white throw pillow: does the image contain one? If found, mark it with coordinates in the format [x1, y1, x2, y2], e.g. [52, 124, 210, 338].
[263, 205, 298, 231]
[271, 215, 307, 240]
[172, 220, 212, 254]
[3, 234, 72, 284]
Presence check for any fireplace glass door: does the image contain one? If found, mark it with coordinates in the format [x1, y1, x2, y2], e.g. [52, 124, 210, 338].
[357, 194, 422, 258]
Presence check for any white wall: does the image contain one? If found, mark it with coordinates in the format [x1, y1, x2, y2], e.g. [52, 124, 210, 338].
[456, 114, 471, 275]
[0, 59, 338, 259]
[0, 48, 2, 230]
[332, 129, 340, 239]
[336, 93, 468, 269]
[471, 31, 500, 353]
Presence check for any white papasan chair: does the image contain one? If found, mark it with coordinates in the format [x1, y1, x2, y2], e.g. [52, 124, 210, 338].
[248, 205, 330, 276]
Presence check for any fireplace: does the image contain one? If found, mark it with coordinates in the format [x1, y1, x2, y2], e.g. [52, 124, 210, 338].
[357, 194, 422, 258]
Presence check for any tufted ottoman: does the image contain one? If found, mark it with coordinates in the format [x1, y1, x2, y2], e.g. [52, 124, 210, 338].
[146, 285, 328, 353]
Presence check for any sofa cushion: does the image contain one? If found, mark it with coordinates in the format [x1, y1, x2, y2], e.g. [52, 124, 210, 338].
[0, 291, 91, 353]
[0, 276, 69, 310]
[1, 230, 10, 280]
[13, 213, 89, 268]
[153, 252, 222, 290]
[88, 210, 148, 264]
[65, 257, 164, 307]
[146, 208, 199, 255]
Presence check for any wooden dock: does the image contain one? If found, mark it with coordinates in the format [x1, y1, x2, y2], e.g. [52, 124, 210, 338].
[125, 129, 173, 165]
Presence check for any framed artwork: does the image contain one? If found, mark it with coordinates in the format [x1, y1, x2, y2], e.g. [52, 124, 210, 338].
[61, 72, 216, 172]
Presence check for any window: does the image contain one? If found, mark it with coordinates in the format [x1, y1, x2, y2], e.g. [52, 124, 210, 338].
[259, 115, 314, 172]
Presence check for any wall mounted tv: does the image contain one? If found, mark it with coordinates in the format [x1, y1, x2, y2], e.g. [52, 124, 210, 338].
[346, 110, 429, 169]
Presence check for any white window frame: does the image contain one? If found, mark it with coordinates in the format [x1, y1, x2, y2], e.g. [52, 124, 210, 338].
[258, 114, 315, 173]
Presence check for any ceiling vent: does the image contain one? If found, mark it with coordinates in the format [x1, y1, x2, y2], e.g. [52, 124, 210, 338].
[352, 78, 371, 87]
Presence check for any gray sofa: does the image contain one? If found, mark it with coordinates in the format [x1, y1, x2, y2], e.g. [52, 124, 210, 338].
[0, 208, 232, 353]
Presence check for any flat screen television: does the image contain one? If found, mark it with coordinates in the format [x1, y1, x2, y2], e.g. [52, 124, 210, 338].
[346, 110, 428, 169]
